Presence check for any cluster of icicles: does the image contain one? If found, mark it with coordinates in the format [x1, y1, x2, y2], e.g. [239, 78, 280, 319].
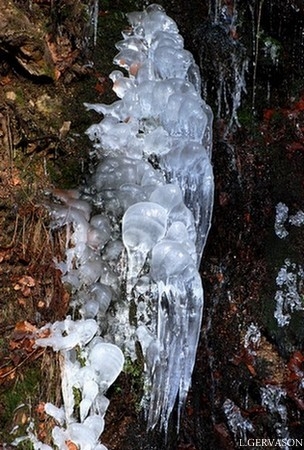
[29, 4, 214, 448]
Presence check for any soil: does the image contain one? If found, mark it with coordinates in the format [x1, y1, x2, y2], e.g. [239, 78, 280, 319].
[1, 1, 304, 450]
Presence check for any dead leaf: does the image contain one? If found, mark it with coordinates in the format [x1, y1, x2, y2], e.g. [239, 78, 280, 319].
[19, 276, 36, 287]
[18, 298, 27, 307]
[13, 276, 36, 297]
[36, 402, 46, 416]
[66, 441, 79, 450]
[0, 75, 12, 86]
[0, 366, 16, 383]
[59, 121, 71, 139]
[14, 320, 37, 334]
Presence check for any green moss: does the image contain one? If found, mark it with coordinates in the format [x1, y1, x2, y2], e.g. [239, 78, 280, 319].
[72, 386, 82, 421]
[15, 87, 26, 107]
[46, 155, 85, 189]
[75, 345, 87, 367]
[237, 105, 260, 131]
[123, 354, 144, 409]
[0, 365, 42, 443]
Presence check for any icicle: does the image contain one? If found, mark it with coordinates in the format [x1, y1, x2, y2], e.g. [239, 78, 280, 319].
[223, 398, 255, 443]
[90, 0, 99, 47]
[196, 0, 248, 132]
[35, 4, 214, 444]
[260, 385, 290, 447]
[85, 3, 214, 433]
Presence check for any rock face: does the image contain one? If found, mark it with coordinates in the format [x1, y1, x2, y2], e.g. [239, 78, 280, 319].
[0, 0, 54, 78]
[1, 1, 304, 450]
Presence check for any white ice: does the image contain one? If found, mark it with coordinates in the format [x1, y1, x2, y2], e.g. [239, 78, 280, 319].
[38, 3, 214, 444]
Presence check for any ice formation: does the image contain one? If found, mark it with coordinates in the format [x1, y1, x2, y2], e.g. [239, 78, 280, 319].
[274, 204, 304, 327]
[195, 2, 248, 131]
[244, 322, 261, 354]
[275, 202, 304, 239]
[275, 202, 289, 239]
[223, 398, 254, 443]
[274, 259, 304, 327]
[31, 4, 214, 447]
[261, 385, 290, 447]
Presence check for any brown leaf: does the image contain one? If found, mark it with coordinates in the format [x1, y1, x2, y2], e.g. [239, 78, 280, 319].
[19, 276, 36, 287]
[66, 441, 79, 450]
[0, 365, 16, 382]
[14, 276, 36, 295]
[18, 298, 27, 307]
[14, 320, 37, 334]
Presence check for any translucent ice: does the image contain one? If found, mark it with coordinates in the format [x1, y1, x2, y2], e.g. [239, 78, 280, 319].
[52, 415, 106, 450]
[88, 342, 124, 390]
[260, 385, 290, 444]
[223, 398, 254, 442]
[289, 209, 304, 227]
[40, 4, 214, 443]
[274, 259, 304, 327]
[35, 318, 98, 351]
[275, 202, 289, 239]
[122, 202, 168, 280]
[44, 403, 65, 426]
[151, 239, 195, 279]
[86, 283, 112, 316]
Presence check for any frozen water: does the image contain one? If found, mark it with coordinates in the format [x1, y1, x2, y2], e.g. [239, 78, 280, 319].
[52, 415, 106, 450]
[44, 403, 65, 426]
[223, 398, 254, 443]
[122, 202, 168, 281]
[161, 141, 214, 260]
[275, 199, 304, 241]
[261, 385, 290, 446]
[275, 202, 289, 238]
[274, 259, 304, 327]
[35, 318, 98, 351]
[244, 323, 261, 354]
[91, 5, 213, 431]
[289, 209, 304, 226]
[36, 4, 214, 445]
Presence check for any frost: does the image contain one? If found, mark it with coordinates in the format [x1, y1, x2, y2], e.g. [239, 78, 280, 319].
[261, 385, 290, 444]
[289, 209, 304, 227]
[275, 203, 304, 238]
[223, 398, 254, 442]
[274, 259, 304, 327]
[275, 202, 289, 238]
[244, 323, 261, 354]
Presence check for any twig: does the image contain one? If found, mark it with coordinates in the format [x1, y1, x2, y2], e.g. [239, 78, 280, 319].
[0, 348, 45, 379]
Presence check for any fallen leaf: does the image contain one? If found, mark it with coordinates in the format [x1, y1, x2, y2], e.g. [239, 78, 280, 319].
[66, 441, 79, 450]
[19, 276, 36, 287]
[18, 298, 27, 307]
[0, 75, 12, 86]
[14, 321, 37, 334]
[0, 365, 16, 380]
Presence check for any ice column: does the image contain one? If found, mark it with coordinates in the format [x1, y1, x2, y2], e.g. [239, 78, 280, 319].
[40, 3, 214, 439]
[84, 3, 214, 432]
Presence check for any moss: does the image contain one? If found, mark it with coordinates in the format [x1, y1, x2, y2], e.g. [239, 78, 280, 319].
[0, 365, 42, 443]
[72, 386, 82, 421]
[237, 105, 260, 133]
[75, 345, 87, 367]
[14, 87, 26, 107]
[123, 354, 144, 404]
[46, 155, 86, 189]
